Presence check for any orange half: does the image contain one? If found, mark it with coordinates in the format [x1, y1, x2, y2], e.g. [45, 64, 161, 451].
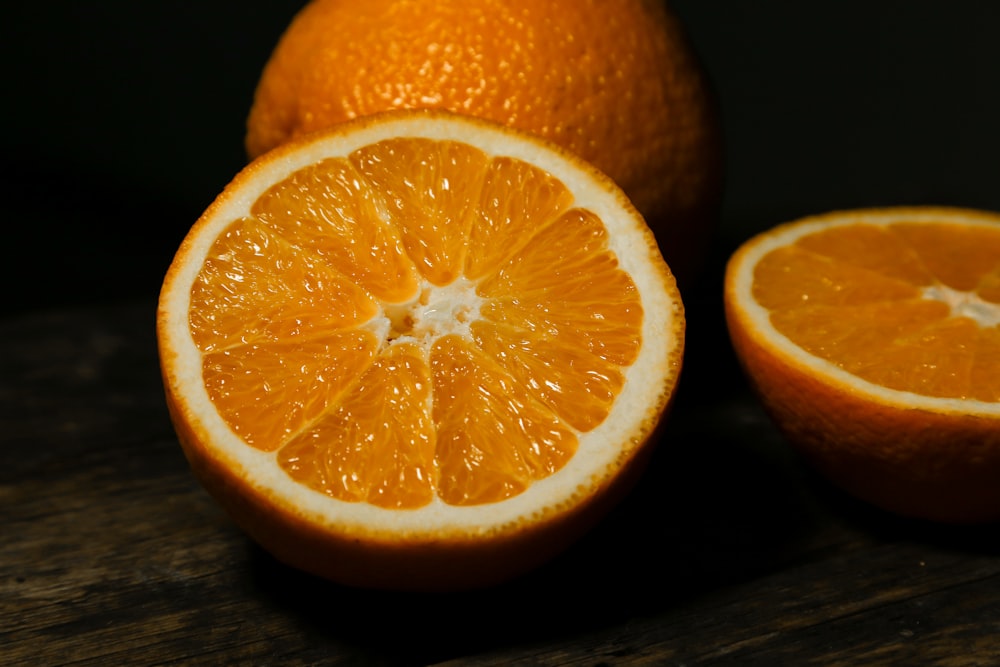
[725, 207, 1000, 523]
[157, 110, 684, 589]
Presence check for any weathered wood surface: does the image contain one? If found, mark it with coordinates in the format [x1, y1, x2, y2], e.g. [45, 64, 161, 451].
[3, 297, 999, 666]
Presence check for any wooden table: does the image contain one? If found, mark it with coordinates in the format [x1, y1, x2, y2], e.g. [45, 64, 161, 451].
[4, 282, 1000, 665]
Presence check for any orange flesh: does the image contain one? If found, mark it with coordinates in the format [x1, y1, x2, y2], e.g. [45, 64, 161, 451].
[188, 138, 643, 508]
[754, 222, 1000, 401]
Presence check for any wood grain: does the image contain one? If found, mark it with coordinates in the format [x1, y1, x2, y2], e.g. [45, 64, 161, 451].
[2, 299, 999, 666]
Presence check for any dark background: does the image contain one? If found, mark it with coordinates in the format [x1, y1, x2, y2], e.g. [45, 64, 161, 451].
[4, 1, 1000, 315]
[5, 5, 1000, 662]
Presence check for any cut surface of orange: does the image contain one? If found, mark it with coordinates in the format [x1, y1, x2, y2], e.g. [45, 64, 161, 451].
[158, 110, 684, 590]
[725, 207, 1000, 524]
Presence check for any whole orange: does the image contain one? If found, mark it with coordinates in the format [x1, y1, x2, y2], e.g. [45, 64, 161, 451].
[245, 0, 723, 284]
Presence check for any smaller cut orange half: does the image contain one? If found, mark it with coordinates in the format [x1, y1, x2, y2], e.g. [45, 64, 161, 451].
[725, 207, 1000, 524]
[157, 110, 684, 590]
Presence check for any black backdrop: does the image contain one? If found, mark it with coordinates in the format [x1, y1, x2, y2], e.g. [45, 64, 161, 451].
[4, 1, 999, 314]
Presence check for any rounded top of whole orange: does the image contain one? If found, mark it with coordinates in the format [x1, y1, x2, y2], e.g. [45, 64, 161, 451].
[245, 0, 723, 284]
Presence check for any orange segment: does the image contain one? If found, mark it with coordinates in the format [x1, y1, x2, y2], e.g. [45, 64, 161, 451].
[350, 138, 489, 286]
[978, 269, 1000, 303]
[752, 244, 921, 311]
[431, 336, 577, 506]
[158, 110, 683, 590]
[891, 222, 1000, 291]
[251, 157, 420, 303]
[478, 208, 643, 365]
[203, 332, 379, 451]
[189, 216, 381, 352]
[769, 299, 949, 378]
[472, 321, 625, 432]
[794, 223, 934, 285]
[878, 316, 982, 400]
[971, 325, 1000, 400]
[464, 156, 576, 281]
[724, 206, 1000, 524]
[278, 343, 436, 509]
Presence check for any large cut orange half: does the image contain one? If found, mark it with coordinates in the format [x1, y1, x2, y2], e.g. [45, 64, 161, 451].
[725, 207, 1000, 523]
[157, 110, 684, 590]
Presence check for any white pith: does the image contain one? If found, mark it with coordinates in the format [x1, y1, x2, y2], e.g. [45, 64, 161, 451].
[731, 208, 1000, 417]
[921, 284, 1000, 327]
[159, 112, 682, 536]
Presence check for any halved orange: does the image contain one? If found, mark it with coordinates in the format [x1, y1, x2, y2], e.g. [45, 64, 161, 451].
[724, 207, 1000, 524]
[157, 110, 684, 590]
